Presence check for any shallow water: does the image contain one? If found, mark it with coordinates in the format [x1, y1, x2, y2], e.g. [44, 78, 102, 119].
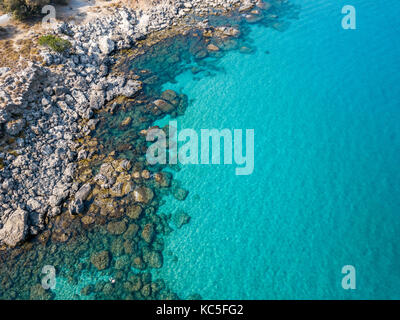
[151, 0, 400, 299]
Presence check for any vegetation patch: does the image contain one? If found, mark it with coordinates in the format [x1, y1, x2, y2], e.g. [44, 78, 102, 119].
[38, 34, 71, 53]
[0, 0, 47, 20]
[0, 0, 68, 20]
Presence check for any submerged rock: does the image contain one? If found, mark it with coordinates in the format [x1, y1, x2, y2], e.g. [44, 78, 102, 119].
[245, 14, 264, 24]
[239, 46, 254, 54]
[141, 284, 152, 297]
[81, 215, 95, 225]
[74, 183, 92, 202]
[141, 170, 151, 180]
[161, 89, 179, 106]
[120, 116, 132, 128]
[141, 223, 155, 243]
[132, 256, 146, 270]
[187, 293, 203, 300]
[154, 172, 171, 187]
[239, 2, 255, 12]
[69, 198, 84, 215]
[143, 250, 163, 269]
[172, 187, 188, 201]
[123, 223, 139, 239]
[107, 220, 127, 235]
[133, 187, 154, 204]
[207, 44, 220, 52]
[172, 210, 191, 229]
[5, 119, 25, 136]
[126, 205, 142, 220]
[30, 284, 55, 300]
[90, 250, 110, 271]
[126, 275, 142, 292]
[153, 99, 174, 113]
[111, 238, 125, 257]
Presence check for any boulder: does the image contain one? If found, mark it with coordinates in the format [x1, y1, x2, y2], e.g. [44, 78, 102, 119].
[172, 210, 191, 229]
[0, 209, 28, 247]
[114, 159, 132, 172]
[133, 187, 154, 204]
[5, 119, 25, 136]
[153, 99, 174, 113]
[69, 198, 84, 215]
[75, 183, 92, 201]
[239, 2, 255, 12]
[99, 37, 115, 55]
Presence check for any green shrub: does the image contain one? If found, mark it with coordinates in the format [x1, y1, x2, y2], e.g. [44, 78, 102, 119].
[0, 0, 65, 20]
[38, 34, 71, 53]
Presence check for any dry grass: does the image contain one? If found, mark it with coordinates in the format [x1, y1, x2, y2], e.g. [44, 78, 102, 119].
[0, 37, 43, 69]
[0, 17, 43, 69]
[121, 0, 164, 9]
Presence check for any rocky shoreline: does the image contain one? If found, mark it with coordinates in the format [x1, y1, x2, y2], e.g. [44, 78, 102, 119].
[0, 0, 267, 248]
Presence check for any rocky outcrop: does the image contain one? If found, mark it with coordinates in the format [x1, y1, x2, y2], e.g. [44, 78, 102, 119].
[0, 0, 259, 247]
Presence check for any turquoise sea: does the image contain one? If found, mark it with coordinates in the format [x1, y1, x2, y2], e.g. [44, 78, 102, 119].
[150, 0, 400, 299]
[2, 0, 398, 300]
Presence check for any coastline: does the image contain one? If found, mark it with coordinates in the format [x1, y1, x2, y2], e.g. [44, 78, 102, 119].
[0, 0, 287, 300]
[1, 0, 399, 301]
[0, 0, 263, 248]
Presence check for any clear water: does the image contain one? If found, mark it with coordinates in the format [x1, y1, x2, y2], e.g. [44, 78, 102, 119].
[152, 0, 400, 299]
[1, 0, 398, 300]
